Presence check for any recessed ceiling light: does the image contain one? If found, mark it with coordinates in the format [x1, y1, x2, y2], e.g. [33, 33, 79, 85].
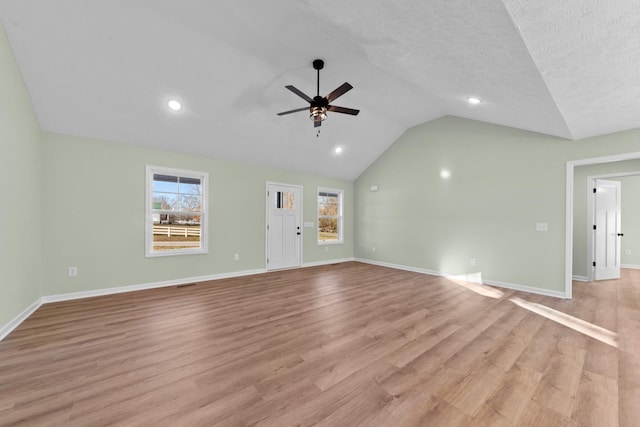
[167, 99, 182, 111]
[467, 97, 481, 105]
[334, 146, 344, 154]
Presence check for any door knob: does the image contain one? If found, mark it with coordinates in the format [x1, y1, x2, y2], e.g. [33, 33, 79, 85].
[618, 233, 624, 236]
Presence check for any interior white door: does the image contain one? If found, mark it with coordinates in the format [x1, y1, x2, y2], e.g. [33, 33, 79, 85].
[266, 183, 302, 270]
[594, 179, 622, 280]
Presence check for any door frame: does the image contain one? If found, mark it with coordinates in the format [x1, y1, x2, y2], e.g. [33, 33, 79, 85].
[265, 181, 303, 270]
[565, 151, 640, 299]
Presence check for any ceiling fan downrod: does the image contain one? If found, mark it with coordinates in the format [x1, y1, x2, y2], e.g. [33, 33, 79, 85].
[313, 59, 324, 97]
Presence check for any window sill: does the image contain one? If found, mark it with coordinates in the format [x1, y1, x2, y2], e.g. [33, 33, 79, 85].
[145, 248, 208, 257]
[318, 241, 343, 246]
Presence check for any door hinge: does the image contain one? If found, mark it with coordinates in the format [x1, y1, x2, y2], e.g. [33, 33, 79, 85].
[267, 224, 269, 230]
[593, 261, 596, 267]
[267, 258, 269, 264]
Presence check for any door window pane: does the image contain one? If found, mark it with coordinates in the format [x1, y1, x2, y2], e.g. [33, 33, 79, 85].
[276, 191, 295, 210]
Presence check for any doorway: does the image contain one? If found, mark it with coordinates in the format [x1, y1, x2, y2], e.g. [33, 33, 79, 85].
[566, 151, 640, 298]
[266, 182, 302, 270]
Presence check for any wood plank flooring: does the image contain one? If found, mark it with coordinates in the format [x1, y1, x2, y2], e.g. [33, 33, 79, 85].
[0, 262, 638, 426]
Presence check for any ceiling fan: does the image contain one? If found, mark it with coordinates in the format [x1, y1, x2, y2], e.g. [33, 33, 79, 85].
[277, 59, 359, 127]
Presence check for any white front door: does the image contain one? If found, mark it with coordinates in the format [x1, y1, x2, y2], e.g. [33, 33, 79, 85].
[594, 179, 622, 280]
[266, 183, 302, 270]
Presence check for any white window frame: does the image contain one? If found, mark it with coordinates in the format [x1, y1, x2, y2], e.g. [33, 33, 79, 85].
[317, 187, 344, 245]
[145, 165, 208, 257]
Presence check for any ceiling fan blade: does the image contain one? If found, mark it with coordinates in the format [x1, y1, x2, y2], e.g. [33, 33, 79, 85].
[314, 120, 322, 128]
[325, 82, 353, 103]
[285, 85, 313, 103]
[277, 106, 309, 116]
[327, 105, 360, 116]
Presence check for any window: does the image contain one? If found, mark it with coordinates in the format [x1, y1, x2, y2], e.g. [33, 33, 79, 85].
[318, 187, 343, 244]
[146, 165, 208, 257]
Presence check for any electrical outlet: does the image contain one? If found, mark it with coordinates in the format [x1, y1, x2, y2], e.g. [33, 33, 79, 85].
[536, 223, 548, 232]
[371, 246, 376, 252]
[234, 253, 240, 261]
[625, 249, 632, 255]
[68, 266, 78, 277]
[469, 258, 476, 266]
[324, 246, 329, 252]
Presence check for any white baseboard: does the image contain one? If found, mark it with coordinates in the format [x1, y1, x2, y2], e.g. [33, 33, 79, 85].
[572, 275, 589, 282]
[481, 278, 566, 299]
[354, 258, 442, 277]
[1, 268, 267, 342]
[3, 257, 568, 342]
[354, 258, 566, 299]
[41, 268, 267, 304]
[0, 297, 43, 341]
[1, 261, 357, 342]
[302, 257, 355, 268]
[621, 264, 640, 270]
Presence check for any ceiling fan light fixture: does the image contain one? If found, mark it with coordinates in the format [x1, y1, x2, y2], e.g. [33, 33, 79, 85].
[310, 106, 327, 122]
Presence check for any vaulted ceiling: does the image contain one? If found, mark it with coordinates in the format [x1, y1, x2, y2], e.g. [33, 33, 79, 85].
[1, 1, 639, 180]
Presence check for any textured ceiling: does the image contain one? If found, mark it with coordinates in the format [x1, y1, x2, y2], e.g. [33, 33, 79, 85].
[1, 0, 638, 180]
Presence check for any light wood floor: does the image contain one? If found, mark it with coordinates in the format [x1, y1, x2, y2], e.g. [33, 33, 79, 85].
[1, 262, 638, 426]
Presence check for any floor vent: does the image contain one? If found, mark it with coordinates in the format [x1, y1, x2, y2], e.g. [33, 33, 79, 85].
[176, 283, 197, 288]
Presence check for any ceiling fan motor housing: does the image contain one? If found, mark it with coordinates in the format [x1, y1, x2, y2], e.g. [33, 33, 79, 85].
[312, 96, 328, 107]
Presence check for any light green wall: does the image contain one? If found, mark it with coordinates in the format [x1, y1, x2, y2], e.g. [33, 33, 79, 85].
[355, 116, 640, 294]
[619, 175, 640, 267]
[0, 24, 43, 327]
[572, 160, 640, 277]
[41, 132, 353, 295]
